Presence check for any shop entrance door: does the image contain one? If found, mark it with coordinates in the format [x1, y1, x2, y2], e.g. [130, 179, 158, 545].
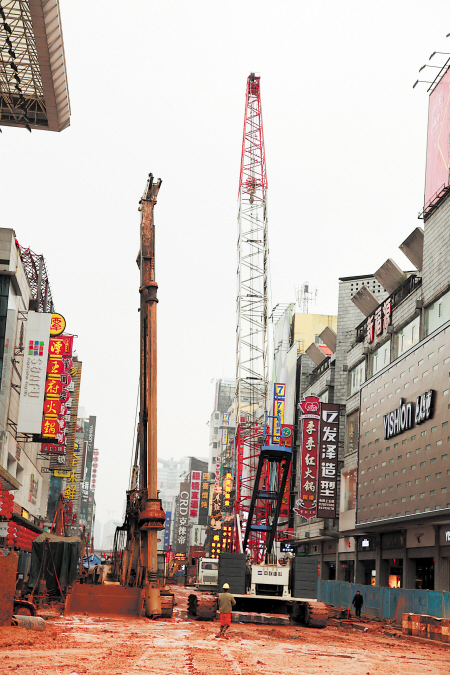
[415, 558, 434, 590]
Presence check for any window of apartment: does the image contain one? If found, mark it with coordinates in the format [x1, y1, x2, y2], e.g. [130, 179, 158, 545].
[213, 427, 219, 434]
[213, 442, 218, 449]
[425, 288, 450, 335]
[214, 413, 220, 420]
[369, 341, 390, 377]
[396, 315, 420, 358]
[349, 361, 366, 396]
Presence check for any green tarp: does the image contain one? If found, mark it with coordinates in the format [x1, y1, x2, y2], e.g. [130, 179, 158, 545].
[28, 533, 81, 594]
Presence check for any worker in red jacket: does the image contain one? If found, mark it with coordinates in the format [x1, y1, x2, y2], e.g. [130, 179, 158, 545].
[216, 583, 236, 637]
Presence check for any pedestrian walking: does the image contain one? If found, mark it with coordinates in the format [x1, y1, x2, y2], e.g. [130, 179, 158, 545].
[216, 583, 236, 637]
[352, 590, 364, 618]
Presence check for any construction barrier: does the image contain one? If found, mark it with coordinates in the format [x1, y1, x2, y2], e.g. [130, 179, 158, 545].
[317, 580, 450, 621]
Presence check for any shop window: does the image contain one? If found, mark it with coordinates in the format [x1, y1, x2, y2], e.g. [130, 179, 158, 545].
[340, 469, 357, 512]
[395, 315, 420, 357]
[349, 362, 365, 396]
[425, 288, 450, 335]
[370, 341, 390, 377]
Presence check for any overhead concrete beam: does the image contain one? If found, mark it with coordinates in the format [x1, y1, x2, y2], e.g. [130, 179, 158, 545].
[351, 286, 380, 317]
[374, 259, 406, 294]
[319, 327, 337, 353]
[399, 227, 424, 271]
[305, 343, 327, 366]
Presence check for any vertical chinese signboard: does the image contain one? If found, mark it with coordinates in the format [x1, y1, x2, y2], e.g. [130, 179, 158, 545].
[294, 395, 321, 519]
[164, 511, 172, 550]
[17, 312, 51, 433]
[190, 470, 201, 523]
[317, 404, 339, 519]
[174, 481, 190, 554]
[198, 472, 210, 526]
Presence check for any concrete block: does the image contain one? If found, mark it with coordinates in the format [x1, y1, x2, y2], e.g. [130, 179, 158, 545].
[374, 259, 407, 294]
[351, 286, 379, 317]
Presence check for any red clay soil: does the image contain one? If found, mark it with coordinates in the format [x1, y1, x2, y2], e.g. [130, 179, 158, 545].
[0, 586, 449, 675]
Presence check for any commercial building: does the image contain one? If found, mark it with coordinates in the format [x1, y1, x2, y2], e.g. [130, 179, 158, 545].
[0, 231, 53, 533]
[294, 64, 450, 592]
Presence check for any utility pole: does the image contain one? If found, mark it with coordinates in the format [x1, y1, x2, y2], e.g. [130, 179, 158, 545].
[138, 174, 166, 617]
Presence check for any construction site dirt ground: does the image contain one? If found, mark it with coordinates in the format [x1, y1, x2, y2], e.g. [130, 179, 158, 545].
[1, 586, 449, 675]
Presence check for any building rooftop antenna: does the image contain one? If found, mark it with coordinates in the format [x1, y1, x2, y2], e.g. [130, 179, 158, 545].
[295, 282, 318, 313]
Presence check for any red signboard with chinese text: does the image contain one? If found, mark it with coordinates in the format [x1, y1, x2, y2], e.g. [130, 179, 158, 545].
[49, 336, 73, 358]
[47, 359, 65, 377]
[43, 400, 61, 417]
[366, 298, 392, 344]
[294, 396, 321, 519]
[425, 67, 450, 208]
[317, 404, 340, 519]
[45, 379, 64, 398]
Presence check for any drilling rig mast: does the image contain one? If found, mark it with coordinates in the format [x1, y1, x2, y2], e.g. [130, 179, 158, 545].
[234, 73, 269, 561]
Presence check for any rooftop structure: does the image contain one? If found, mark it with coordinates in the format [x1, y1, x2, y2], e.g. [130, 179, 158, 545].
[0, 0, 70, 131]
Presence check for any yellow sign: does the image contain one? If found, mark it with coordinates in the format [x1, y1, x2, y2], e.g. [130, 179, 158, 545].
[21, 509, 29, 519]
[54, 470, 71, 478]
[50, 313, 66, 336]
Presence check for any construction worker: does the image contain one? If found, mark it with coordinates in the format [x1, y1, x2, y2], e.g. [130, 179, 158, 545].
[216, 582, 236, 637]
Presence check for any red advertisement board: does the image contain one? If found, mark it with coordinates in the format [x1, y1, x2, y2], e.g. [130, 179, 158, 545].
[425, 67, 450, 207]
[294, 396, 321, 519]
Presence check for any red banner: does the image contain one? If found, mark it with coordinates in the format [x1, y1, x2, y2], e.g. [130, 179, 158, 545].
[294, 396, 321, 519]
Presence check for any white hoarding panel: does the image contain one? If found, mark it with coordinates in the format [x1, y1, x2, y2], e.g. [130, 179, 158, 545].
[17, 312, 51, 434]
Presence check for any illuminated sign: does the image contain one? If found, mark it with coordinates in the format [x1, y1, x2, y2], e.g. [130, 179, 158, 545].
[50, 313, 66, 336]
[294, 396, 321, 520]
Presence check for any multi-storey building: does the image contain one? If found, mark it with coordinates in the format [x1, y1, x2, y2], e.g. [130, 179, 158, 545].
[0, 231, 53, 538]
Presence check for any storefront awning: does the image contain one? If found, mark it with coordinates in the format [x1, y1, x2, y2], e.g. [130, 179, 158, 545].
[0, 466, 20, 491]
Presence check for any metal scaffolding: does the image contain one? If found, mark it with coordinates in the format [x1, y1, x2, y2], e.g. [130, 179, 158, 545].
[18, 244, 54, 312]
[0, 0, 70, 131]
[234, 73, 269, 562]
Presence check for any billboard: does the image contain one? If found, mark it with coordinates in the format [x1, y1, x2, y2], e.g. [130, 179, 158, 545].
[425, 67, 450, 208]
[17, 312, 51, 433]
[174, 481, 190, 554]
[294, 396, 321, 519]
[317, 404, 339, 519]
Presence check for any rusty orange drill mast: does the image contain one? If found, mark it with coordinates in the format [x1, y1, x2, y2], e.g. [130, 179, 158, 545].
[138, 174, 166, 617]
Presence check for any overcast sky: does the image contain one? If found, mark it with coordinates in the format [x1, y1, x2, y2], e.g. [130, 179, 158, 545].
[1, 1, 448, 521]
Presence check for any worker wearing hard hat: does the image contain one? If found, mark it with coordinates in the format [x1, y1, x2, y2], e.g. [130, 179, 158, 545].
[216, 583, 236, 638]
